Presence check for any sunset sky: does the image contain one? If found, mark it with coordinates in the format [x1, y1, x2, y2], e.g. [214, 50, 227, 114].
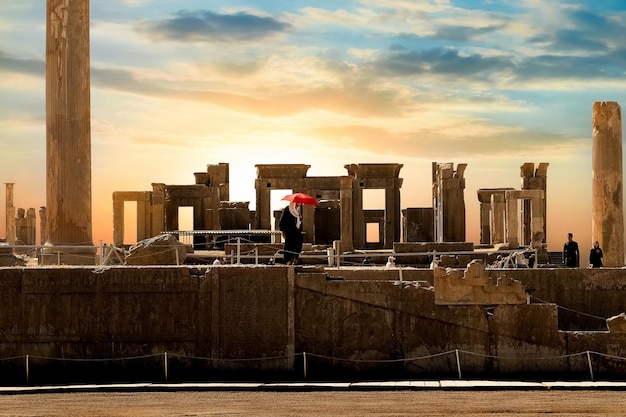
[1, 0, 626, 253]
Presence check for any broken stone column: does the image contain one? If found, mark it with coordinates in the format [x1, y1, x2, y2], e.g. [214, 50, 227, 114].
[5, 183, 15, 244]
[520, 163, 549, 245]
[26, 208, 36, 245]
[592, 102, 624, 267]
[206, 163, 230, 202]
[15, 208, 36, 247]
[15, 208, 26, 244]
[39, 206, 47, 245]
[433, 162, 467, 242]
[44, 0, 95, 264]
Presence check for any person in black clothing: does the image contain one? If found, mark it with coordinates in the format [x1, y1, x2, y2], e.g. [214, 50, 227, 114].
[279, 202, 303, 265]
[563, 232, 579, 267]
[589, 240, 603, 268]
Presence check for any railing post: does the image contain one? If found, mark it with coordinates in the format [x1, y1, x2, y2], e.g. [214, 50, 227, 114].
[236, 237, 241, 265]
[303, 352, 307, 380]
[455, 349, 462, 380]
[587, 351, 594, 381]
[25, 354, 29, 383]
[164, 351, 168, 382]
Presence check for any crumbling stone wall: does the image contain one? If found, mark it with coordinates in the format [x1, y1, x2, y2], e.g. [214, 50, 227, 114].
[0, 266, 624, 382]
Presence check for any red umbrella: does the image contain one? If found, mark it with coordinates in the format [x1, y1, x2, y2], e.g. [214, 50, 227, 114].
[281, 192, 318, 206]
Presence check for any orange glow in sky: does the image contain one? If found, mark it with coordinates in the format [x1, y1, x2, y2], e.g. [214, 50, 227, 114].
[2, 0, 624, 256]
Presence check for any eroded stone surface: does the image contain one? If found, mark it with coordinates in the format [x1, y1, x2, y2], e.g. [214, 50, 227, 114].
[607, 312, 626, 333]
[126, 234, 187, 265]
[434, 259, 528, 305]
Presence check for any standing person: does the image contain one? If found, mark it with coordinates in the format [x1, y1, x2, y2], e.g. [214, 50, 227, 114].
[589, 240, 603, 268]
[279, 202, 303, 265]
[563, 232, 580, 267]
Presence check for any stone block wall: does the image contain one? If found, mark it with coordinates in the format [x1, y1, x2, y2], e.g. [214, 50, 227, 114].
[0, 265, 624, 382]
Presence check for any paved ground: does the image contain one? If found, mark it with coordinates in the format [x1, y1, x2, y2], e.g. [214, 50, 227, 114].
[1, 382, 626, 416]
[1, 390, 626, 416]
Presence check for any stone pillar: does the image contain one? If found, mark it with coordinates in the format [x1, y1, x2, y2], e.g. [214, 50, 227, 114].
[592, 101, 624, 267]
[151, 183, 166, 236]
[300, 190, 315, 244]
[15, 208, 26, 244]
[206, 163, 229, 202]
[352, 180, 364, 249]
[530, 196, 544, 248]
[137, 200, 148, 241]
[433, 162, 467, 242]
[112, 193, 124, 245]
[45, 0, 95, 264]
[384, 179, 402, 247]
[520, 163, 533, 246]
[491, 193, 505, 244]
[5, 183, 15, 244]
[26, 208, 37, 245]
[479, 201, 490, 245]
[521, 162, 549, 245]
[339, 176, 354, 252]
[39, 206, 47, 245]
[255, 178, 271, 230]
[504, 192, 519, 249]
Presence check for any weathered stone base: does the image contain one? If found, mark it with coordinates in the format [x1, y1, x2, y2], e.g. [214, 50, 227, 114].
[0, 265, 624, 383]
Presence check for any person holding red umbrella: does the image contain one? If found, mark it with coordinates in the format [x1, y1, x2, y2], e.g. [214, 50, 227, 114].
[279, 193, 317, 265]
[279, 201, 303, 265]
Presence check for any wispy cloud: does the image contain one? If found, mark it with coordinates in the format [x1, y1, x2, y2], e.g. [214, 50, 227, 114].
[136, 9, 292, 43]
[0, 50, 44, 77]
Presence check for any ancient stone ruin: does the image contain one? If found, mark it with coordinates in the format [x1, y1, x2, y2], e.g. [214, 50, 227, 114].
[0, 1, 625, 383]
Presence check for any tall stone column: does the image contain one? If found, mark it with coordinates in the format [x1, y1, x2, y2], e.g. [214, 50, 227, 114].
[45, 0, 95, 264]
[5, 183, 15, 244]
[592, 102, 624, 267]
